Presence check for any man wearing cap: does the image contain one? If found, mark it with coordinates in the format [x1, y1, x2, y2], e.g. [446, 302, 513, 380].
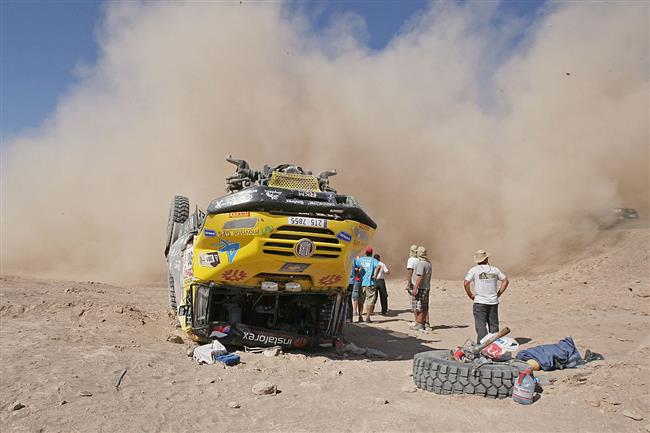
[410, 246, 432, 331]
[354, 246, 380, 323]
[463, 250, 509, 343]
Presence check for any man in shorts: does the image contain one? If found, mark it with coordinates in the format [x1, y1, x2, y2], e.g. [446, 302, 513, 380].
[410, 246, 432, 331]
[463, 249, 509, 343]
[354, 246, 380, 323]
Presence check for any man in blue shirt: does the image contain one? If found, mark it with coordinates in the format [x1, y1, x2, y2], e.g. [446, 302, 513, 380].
[354, 246, 380, 323]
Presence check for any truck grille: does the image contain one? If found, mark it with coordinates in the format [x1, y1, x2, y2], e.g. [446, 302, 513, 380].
[263, 225, 342, 258]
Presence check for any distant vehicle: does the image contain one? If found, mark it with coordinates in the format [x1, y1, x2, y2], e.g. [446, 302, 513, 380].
[164, 157, 376, 349]
[612, 208, 638, 220]
[595, 207, 639, 229]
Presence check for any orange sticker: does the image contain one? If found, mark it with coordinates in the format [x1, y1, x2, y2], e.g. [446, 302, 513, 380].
[222, 269, 248, 282]
[228, 212, 251, 218]
[318, 274, 343, 286]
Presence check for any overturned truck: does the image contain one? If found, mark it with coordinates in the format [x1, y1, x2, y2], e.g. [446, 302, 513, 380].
[164, 157, 376, 349]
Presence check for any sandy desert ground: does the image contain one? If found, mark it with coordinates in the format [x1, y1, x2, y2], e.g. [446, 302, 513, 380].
[1, 225, 648, 433]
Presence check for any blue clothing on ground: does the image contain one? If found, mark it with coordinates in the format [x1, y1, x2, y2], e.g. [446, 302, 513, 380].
[516, 336, 583, 371]
[354, 256, 379, 287]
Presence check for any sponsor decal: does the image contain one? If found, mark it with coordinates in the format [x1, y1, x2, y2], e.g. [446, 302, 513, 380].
[336, 231, 352, 242]
[230, 192, 253, 204]
[222, 269, 248, 282]
[294, 238, 315, 258]
[279, 262, 311, 273]
[211, 192, 253, 209]
[214, 225, 274, 238]
[265, 190, 282, 200]
[199, 252, 220, 268]
[218, 240, 240, 263]
[210, 324, 232, 338]
[286, 199, 304, 205]
[297, 191, 318, 198]
[222, 217, 258, 230]
[182, 248, 194, 279]
[204, 229, 216, 237]
[318, 274, 343, 286]
[228, 212, 250, 218]
[243, 331, 292, 346]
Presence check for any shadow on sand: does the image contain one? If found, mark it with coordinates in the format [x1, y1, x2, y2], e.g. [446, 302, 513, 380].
[336, 322, 446, 361]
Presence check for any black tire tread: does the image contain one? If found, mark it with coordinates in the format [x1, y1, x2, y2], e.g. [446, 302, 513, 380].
[168, 272, 177, 310]
[164, 195, 190, 257]
[171, 196, 190, 223]
[412, 350, 525, 399]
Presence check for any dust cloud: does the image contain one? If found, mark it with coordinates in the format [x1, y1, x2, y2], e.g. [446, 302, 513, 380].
[1, 2, 648, 283]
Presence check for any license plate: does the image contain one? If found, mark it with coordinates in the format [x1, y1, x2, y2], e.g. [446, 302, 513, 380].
[288, 216, 327, 228]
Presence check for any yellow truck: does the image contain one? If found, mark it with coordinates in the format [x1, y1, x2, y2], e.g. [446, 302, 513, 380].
[164, 157, 376, 348]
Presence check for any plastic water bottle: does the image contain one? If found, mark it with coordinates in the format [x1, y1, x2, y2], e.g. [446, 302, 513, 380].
[512, 368, 535, 405]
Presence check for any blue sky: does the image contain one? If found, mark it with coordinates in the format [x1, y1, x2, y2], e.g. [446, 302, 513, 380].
[1, 0, 544, 141]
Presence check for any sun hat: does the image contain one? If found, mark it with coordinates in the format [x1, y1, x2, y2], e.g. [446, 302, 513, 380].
[416, 246, 428, 258]
[473, 249, 489, 263]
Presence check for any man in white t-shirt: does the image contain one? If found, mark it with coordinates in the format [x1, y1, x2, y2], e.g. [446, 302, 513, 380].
[463, 250, 509, 343]
[406, 245, 419, 323]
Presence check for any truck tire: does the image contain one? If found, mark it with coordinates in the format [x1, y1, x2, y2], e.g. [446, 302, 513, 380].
[167, 272, 177, 311]
[164, 195, 190, 257]
[413, 350, 525, 399]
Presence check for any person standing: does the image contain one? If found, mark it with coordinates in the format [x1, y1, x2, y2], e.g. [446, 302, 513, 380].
[409, 246, 432, 331]
[350, 256, 364, 322]
[406, 245, 419, 323]
[373, 254, 390, 315]
[406, 245, 419, 293]
[346, 264, 357, 322]
[463, 250, 509, 343]
[354, 246, 380, 323]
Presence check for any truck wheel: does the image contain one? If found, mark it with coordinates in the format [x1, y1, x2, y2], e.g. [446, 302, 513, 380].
[168, 272, 177, 311]
[413, 350, 525, 399]
[164, 195, 190, 257]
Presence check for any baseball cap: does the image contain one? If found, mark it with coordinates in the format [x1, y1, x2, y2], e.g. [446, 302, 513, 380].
[365, 246, 373, 254]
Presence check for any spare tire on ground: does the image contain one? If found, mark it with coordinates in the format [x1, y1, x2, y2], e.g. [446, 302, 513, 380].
[413, 350, 527, 399]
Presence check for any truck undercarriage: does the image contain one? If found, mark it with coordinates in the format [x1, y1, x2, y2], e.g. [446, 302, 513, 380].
[187, 284, 348, 348]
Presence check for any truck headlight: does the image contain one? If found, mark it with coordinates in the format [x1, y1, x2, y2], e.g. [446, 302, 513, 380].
[261, 281, 279, 292]
[285, 282, 302, 292]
